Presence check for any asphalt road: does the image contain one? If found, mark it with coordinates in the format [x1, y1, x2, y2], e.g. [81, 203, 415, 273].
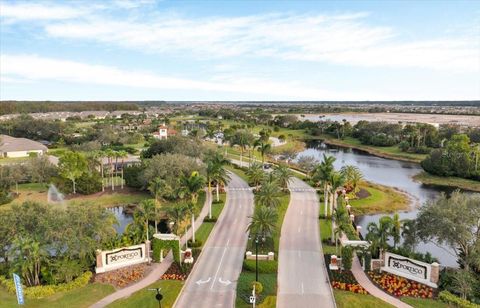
[174, 172, 254, 308]
[277, 177, 336, 308]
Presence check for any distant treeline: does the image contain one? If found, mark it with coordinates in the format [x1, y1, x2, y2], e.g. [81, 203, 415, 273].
[0, 101, 141, 115]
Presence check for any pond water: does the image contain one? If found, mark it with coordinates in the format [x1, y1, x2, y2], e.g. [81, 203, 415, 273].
[108, 206, 133, 234]
[297, 140, 460, 267]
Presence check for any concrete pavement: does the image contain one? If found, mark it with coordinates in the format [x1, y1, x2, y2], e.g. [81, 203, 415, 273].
[277, 177, 336, 308]
[174, 172, 254, 308]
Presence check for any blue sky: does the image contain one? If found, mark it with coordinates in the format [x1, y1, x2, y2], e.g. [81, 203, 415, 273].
[1, 0, 479, 101]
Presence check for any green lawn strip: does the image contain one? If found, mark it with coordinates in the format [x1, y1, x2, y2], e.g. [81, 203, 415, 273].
[273, 193, 290, 254]
[0, 283, 115, 308]
[333, 290, 395, 308]
[235, 272, 277, 308]
[319, 218, 337, 255]
[401, 297, 451, 308]
[107, 280, 183, 308]
[194, 193, 226, 245]
[348, 181, 411, 215]
[413, 171, 480, 192]
[315, 135, 426, 163]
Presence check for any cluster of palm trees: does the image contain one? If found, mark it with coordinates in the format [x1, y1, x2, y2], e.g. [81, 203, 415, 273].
[366, 213, 412, 258]
[246, 163, 292, 245]
[88, 149, 129, 191]
[226, 128, 273, 167]
[312, 154, 363, 217]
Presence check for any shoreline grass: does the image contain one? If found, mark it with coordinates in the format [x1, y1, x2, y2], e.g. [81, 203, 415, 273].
[413, 171, 480, 192]
[348, 181, 411, 215]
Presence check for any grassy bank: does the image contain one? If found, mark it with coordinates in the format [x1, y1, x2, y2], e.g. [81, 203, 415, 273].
[413, 171, 480, 192]
[348, 181, 411, 215]
[315, 135, 426, 163]
[401, 297, 450, 308]
[0, 283, 114, 308]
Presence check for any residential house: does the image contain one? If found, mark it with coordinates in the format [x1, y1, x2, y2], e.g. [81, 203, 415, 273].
[0, 135, 48, 158]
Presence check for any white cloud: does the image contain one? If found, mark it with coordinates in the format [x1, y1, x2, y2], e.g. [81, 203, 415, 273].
[1, 54, 376, 100]
[0, 2, 88, 21]
[40, 10, 479, 72]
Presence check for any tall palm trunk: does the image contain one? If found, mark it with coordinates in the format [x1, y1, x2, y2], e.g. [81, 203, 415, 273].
[101, 160, 105, 192]
[121, 158, 125, 189]
[191, 213, 195, 243]
[216, 183, 220, 202]
[324, 183, 329, 217]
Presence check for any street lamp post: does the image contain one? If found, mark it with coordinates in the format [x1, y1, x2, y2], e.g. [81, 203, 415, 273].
[249, 233, 265, 282]
[148, 288, 163, 308]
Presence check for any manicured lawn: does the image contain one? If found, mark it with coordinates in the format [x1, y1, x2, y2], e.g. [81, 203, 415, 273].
[319, 218, 337, 255]
[348, 181, 410, 215]
[333, 290, 395, 308]
[413, 171, 480, 192]
[273, 193, 290, 253]
[235, 272, 277, 308]
[401, 297, 451, 308]
[0, 283, 115, 308]
[194, 193, 225, 245]
[107, 280, 184, 308]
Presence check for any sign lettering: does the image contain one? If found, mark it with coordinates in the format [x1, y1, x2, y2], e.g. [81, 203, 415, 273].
[387, 256, 427, 280]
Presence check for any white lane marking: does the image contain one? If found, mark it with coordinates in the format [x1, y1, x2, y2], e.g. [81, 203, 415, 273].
[297, 226, 301, 233]
[218, 277, 232, 285]
[301, 282, 304, 294]
[300, 210, 303, 215]
[196, 277, 211, 285]
[298, 251, 301, 257]
[210, 239, 230, 290]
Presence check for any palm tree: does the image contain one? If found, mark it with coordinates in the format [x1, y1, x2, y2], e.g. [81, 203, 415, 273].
[366, 216, 393, 257]
[105, 149, 115, 191]
[273, 164, 292, 191]
[332, 202, 350, 253]
[246, 162, 264, 189]
[148, 177, 168, 233]
[117, 150, 128, 189]
[401, 219, 418, 253]
[136, 199, 156, 244]
[255, 139, 271, 164]
[230, 130, 254, 167]
[165, 204, 187, 235]
[211, 165, 230, 204]
[340, 165, 363, 193]
[391, 213, 401, 249]
[313, 154, 336, 217]
[9, 236, 46, 286]
[179, 171, 206, 243]
[328, 172, 345, 214]
[247, 206, 278, 238]
[256, 180, 282, 208]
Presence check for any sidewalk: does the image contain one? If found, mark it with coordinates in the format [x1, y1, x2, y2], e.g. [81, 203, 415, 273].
[90, 189, 212, 308]
[351, 254, 412, 308]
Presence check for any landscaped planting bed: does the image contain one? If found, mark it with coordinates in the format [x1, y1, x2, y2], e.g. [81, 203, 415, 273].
[329, 270, 368, 295]
[94, 264, 147, 288]
[367, 271, 434, 299]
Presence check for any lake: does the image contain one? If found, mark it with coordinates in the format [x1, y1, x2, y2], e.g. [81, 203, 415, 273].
[298, 140, 459, 267]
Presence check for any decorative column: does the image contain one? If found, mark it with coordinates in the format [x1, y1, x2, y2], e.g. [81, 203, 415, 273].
[431, 262, 440, 285]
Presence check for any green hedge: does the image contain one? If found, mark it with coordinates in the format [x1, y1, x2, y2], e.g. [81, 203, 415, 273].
[152, 238, 180, 263]
[242, 260, 278, 274]
[0, 271, 92, 299]
[438, 291, 479, 308]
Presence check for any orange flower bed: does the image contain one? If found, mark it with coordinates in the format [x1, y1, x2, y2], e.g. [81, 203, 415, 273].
[95, 264, 146, 288]
[331, 281, 368, 294]
[161, 262, 187, 281]
[367, 271, 433, 298]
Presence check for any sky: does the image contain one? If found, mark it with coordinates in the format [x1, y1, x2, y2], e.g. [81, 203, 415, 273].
[0, 0, 479, 101]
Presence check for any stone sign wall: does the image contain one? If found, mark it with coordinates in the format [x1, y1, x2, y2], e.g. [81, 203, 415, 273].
[381, 252, 439, 288]
[96, 243, 148, 273]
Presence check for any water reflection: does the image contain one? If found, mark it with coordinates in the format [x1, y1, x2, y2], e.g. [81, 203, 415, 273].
[299, 140, 459, 266]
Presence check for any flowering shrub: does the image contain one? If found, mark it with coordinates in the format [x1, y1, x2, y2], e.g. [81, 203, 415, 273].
[161, 262, 187, 281]
[0, 271, 92, 299]
[328, 270, 368, 295]
[368, 271, 433, 298]
[95, 264, 146, 288]
[331, 281, 368, 294]
[438, 291, 478, 308]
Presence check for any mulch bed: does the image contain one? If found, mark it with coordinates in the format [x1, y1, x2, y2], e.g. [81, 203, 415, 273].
[94, 264, 148, 288]
[355, 188, 371, 199]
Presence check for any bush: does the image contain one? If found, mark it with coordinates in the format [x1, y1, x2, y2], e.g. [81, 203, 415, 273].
[124, 164, 144, 189]
[251, 281, 263, 294]
[187, 239, 203, 248]
[438, 291, 478, 308]
[0, 271, 92, 299]
[76, 171, 102, 194]
[243, 260, 278, 273]
[341, 246, 353, 270]
[203, 217, 217, 223]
